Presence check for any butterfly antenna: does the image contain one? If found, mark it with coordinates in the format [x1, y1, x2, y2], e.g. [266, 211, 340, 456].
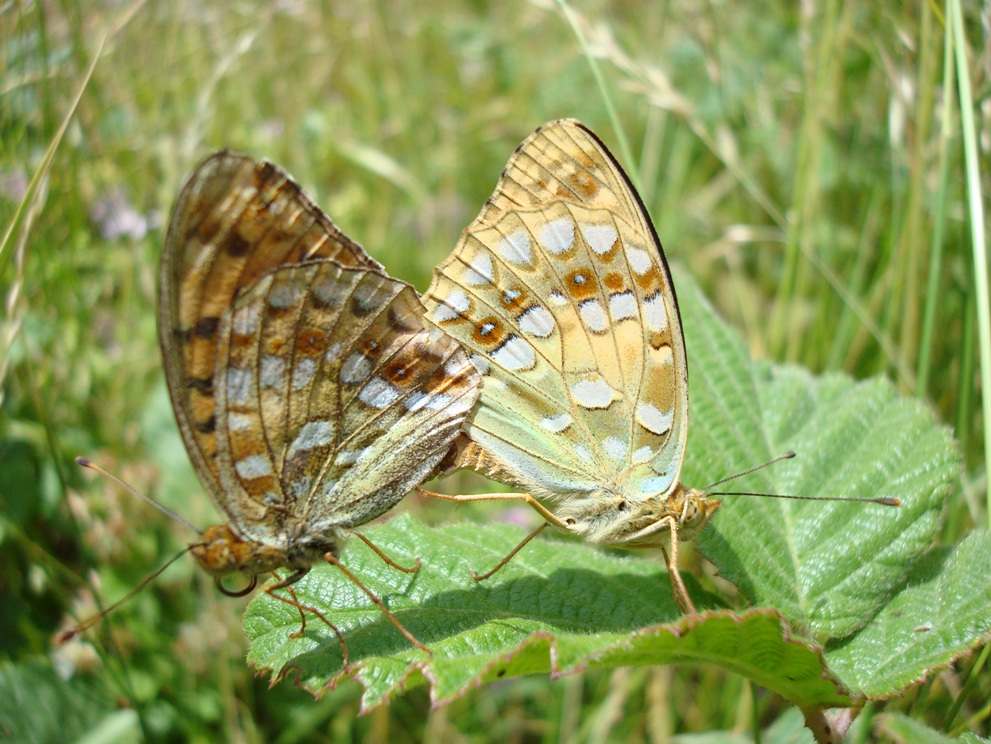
[703, 451, 900, 507]
[55, 546, 195, 645]
[702, 451, 797, 491]
[710, 490, 900, 506]
[75, 456, 203, 534]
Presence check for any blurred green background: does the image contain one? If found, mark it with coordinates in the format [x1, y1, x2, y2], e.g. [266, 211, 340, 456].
[1, 1, 987, 741]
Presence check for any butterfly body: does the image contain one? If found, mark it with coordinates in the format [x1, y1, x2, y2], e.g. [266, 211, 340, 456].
[555, 484, 719, 546]
[190, 523, 339, 579]
[454, 439, 718, 545]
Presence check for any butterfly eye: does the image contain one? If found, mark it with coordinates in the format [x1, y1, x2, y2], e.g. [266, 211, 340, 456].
[683, 502, 706, 528]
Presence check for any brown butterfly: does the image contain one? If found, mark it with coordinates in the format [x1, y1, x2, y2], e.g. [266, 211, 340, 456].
[68, 153, 481, 659]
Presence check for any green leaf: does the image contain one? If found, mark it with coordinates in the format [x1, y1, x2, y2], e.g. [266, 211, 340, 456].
[875, 712, 960, 744]
[242, 277, 969, 710]
[680, 276, 956, 641]
[824, 529, 991, 698]
[244, 516, 851, 711]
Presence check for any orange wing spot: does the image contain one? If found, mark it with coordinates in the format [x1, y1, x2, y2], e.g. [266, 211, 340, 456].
[242, 475, 278, 499]
[383, 359, 419, 388]
[263, 335, 288, 355]
[568, 169, 598, 199]
[577, 151, 596, 168]
[603, 272, 626, 292]
[228, 432, 266, 461]
[634, 267, 663, 294]
[472, 316, 507, 349]
[593, 243, 618, 263]
[564, 268, 598, 301]
[227, 331, 256, 355]
[500, 286, 531, 314]
[296, 328, 327, 356]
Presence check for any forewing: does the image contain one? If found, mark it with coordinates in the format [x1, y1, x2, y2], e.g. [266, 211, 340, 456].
[423, 119, 688, 500]
[159, 152, 381, 506]
[214, 260, 480, 539]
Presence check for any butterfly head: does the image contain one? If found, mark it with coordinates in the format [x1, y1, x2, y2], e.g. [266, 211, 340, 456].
[613, 484, 720, 545]
[669, 486, 722, 542]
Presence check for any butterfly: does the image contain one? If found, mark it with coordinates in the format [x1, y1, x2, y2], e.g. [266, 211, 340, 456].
[157, 152, 481, 652]
[421, 119, 719, 614]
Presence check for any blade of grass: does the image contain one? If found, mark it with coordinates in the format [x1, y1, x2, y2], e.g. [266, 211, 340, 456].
[949, 0, 990, 526]
[917, 9, 955, 398]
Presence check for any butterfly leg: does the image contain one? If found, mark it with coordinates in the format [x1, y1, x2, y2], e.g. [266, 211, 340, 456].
[418, 489, 573, 579]
[471, 522, 549, 580]
[267, 568, 310, 590]
[266, 570, 309, 638]
[285, 585, 308, 638]
[623, 515, 698, 615]
[265, 567, 311, 636]
[418, 489, 570, 528]
[352, 532, 420, 574]
[321, 552, 431, 655]
[262, 582, 352, 671]
[658, 518, 697, 615]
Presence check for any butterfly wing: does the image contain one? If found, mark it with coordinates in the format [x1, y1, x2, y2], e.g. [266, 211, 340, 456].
[160, 152, 382, 511]
[212, 259, 480, 542]
[424, 119, 688, 504]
